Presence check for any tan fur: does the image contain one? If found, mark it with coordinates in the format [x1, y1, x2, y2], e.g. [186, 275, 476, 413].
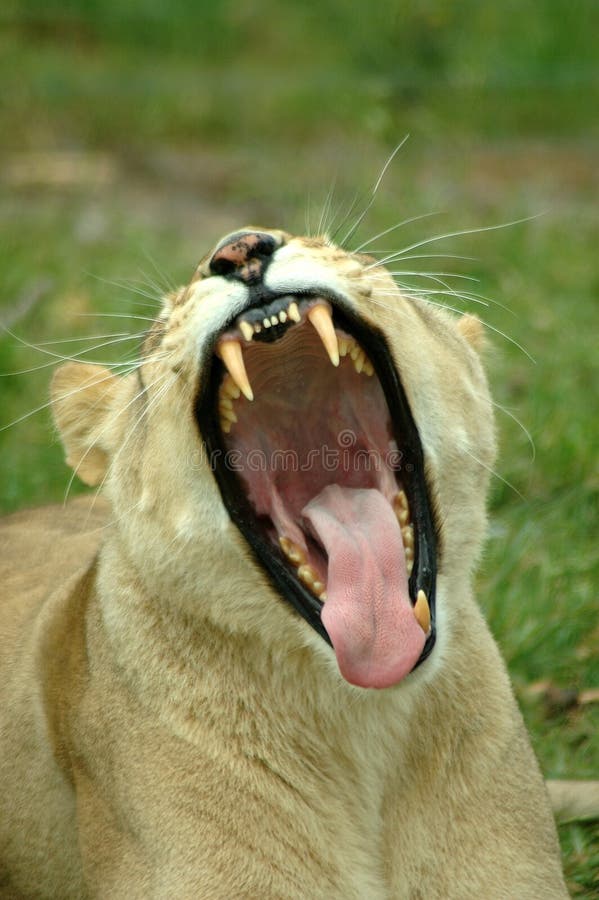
[0, 231, 568, 897]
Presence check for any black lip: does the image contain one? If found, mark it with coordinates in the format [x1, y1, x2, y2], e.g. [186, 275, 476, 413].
[195, 292, 437, 672]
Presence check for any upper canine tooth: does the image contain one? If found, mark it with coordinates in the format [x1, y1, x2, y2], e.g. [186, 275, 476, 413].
[239, 320, 254, 342]
[414, 589, 431, 634]
[288, 301, 301, 323]
[307, 304, 339, 367]
[217, 340, 254, 401]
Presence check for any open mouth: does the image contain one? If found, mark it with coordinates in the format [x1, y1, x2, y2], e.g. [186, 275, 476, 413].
[195, 292, 437, 688]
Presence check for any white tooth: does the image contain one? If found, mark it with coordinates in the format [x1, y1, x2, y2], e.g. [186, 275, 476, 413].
[307, 304, 339, 367]
[263, 317, 271, 328]
[406, 557, 414, 577]
[313, 581, 325, 596]
[279, 536, 306, 566]
[414, 589, 431, 634]
[402, 525, 414, 550]
[350, 344, 360, 361]
[279, 310, 288, 323]
[218, 340, 254, 402]
[254, 323, 262, 333]
[362, 359, 374, 376]
[219, 406, 237, 424]
[339, 338, 349, 357]
[220, 419, 232, 434]
[353, 350, 365, 374]
[297, 564, 316, 587]
[288, 302, 301, 323]
[395, 489, 408, 511]
[219, 395, 233, 410]
[222, 376, 241, 400]
[239, 320, 254, 342]
[320, 591, 328, 602]
[270, 314, 278, 326]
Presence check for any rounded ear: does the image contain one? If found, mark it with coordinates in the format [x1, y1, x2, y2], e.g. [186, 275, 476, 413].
[456, 314, 486, 352]
[51, 363, 121, 486]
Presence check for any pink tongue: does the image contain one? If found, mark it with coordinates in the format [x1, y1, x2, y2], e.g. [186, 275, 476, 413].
[302, 486, 425, 689]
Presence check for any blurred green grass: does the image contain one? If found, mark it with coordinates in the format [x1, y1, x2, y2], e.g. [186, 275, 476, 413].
[1, 2, 598, 893]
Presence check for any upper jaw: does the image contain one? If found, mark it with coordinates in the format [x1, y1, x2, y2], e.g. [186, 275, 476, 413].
[193, 254, 438, 687]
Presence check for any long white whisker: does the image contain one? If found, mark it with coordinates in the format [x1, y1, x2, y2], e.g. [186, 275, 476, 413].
[365, 215, 540, 270]
[341, 136, 409, 247]
[353, 211, 442, 254]
[464, 448, 526, 501]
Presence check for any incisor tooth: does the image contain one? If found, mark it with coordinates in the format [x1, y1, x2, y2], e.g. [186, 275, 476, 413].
[270, 314, 278, 326]
[239, 320, 254, 342]
[414, 589, 431, 634]
[308, 304, 339, 367]
[218, 340, 254, 401]
[279, 310, 288, 323]
[263, 317, 271, 328]
[288, 301, 301, 323]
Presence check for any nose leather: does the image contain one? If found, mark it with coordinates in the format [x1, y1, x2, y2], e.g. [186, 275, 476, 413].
[209, 230, 277, 283]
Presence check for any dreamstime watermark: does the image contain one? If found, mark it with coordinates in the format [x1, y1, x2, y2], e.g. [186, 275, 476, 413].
[187, 429, 413, 474]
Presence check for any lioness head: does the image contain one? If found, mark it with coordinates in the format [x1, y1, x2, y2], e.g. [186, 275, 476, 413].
[52, 228, 496, 690]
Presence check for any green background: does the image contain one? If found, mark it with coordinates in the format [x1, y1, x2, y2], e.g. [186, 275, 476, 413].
[1, 1, 597, 891]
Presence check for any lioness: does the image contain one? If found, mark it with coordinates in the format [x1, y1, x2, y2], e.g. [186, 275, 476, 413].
[0, 229, 568, 898]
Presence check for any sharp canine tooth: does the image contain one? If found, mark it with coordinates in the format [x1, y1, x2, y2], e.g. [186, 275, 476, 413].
[239, 320, 254, 342]
[307, 304, 339, 367]
[414, 590, 431, 634]
[218, 341, 254, 401]
[288, 302, 301, 323]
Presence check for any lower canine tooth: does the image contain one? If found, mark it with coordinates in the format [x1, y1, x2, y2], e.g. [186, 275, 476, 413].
[218, 340, 254, 402]
[414, 589, 431, 634]
[307, 303, 339, 367]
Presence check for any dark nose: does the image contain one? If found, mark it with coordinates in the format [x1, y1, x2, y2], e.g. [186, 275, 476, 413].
[209, 230, 278, 283]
